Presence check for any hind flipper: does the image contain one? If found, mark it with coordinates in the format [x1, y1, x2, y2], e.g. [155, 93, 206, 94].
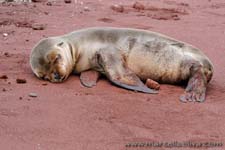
[180, 61, 212, 103]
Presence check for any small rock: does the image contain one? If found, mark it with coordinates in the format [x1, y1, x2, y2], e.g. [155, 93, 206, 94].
[8, 82, 11, 84]
[145, 78, 160, 90]
[133, 2, 145, 10]
[0, 75, 8, 79]
[3, 33, 8, 37]
[84, 6, 90, 11]
[146, 98, 151, 101]
[16, 78, 27, 84]
[2, 88, 6, 92]
[110, 4, 124, 13]
[32, 0, 47, 2]
[29, 92, 38, 98]
[179, 3, 189, 7]
[4, 0, 14, 2]
[42, 83, 48, 86]
[19, 97, 22, 100]
[4, 52, 10, 57]
[98, 17, 114, 23]
[64, 0, 71, 3]
[32, 23, 46, 30]
[15, 21, 32, 28]
[46, 2, 52, 6]
[172, 14, 180, 20]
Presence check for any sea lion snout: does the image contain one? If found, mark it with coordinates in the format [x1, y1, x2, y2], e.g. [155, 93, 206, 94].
[33, 61, 69, 83]
[46, 53, 70, 82]
[53, 72, 61, 80]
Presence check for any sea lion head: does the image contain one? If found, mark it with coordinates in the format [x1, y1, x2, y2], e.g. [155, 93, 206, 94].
[30, 38, 74, 82]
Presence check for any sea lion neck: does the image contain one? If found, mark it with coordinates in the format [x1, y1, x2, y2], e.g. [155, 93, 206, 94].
[64, 38, 81, 70]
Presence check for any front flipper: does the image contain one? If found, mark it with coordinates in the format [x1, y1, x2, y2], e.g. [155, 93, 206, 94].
[94, 47, 158, 94]
[80, 70, 100, 88]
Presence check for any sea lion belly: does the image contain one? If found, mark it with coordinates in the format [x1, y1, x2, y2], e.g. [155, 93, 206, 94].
[126, 39, 188, 83]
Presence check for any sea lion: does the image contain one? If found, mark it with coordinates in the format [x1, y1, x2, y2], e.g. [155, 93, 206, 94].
[30, 27, 213, 102]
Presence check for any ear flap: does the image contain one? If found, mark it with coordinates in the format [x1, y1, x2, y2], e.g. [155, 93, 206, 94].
[57, 42, 64, 47]
[47, 52, 61, 64]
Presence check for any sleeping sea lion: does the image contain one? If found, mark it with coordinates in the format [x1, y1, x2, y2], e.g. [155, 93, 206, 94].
[30, 27, 213, 102]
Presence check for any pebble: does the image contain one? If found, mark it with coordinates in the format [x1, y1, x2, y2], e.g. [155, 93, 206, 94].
[32, 0, 47, 2]
[64, 0, 71, 3]
[46, 2, 52, 6]
[110, 4, 124, 13]
[29, 92, 38, 98]
[145, 78, 160, 90]
[0, 75, 8, 79]
[32, 23, 46, 30]
[42, 83, 48, 86]
[84, 6, 90, 11]
[4, 52, 10, 57]
[16, 78, 27, 84]
[3, 33, 8, 37]
[133, 2, 145, 10]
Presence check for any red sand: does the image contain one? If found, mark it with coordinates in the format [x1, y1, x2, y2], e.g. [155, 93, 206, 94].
[0, 0, 225, 149]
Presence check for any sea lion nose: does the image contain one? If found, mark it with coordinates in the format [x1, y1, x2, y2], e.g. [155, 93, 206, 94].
[54, 72, 61, 80]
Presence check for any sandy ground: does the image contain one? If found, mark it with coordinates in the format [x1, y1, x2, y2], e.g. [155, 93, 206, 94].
[0, 0, 225, 150]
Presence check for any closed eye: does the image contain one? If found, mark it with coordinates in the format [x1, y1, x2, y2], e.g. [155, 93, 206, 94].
[38, 73, 46, 80]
